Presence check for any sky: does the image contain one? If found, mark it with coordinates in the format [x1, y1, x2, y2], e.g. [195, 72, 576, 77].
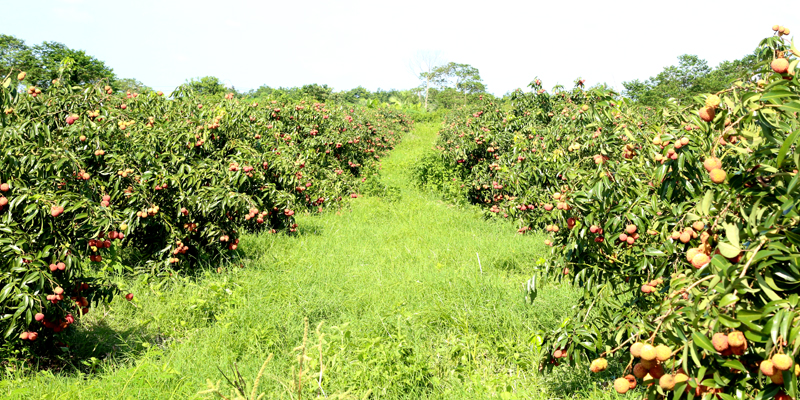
[3, 0, 799, 96]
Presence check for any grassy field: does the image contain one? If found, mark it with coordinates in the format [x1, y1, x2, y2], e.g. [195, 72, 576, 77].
[1, 123, 621, 399]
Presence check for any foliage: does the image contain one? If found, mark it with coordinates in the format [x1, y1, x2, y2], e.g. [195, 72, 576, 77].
[431, 30, 800, 398]
[0, 73, 412, 354]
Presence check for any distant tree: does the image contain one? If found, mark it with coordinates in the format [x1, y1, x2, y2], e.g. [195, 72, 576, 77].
[300, 83, 332, 102]
[438, 62, 485, 105]
[429, 62, 486, 107]
[185, 76, 228, 96]
[410, 50, 444, 111]
[1, 35, 115, 88]
[113, 77, 151, 93]
[344, 86, 371, 103]
[0, 34, 29, 72]
[702, 54, 757, 92]
[622, 54, 757, 106]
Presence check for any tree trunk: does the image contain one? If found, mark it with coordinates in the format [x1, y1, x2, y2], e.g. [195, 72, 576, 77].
[424, 77, 429, 111]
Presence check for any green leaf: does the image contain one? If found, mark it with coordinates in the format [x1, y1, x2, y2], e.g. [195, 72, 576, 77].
[692, 332, 716, 354]
[723, 223, 740, 248]
[779, 101, 800, 114]
[701, 190, 714, 216]
[777, 128, 800, 168]
[761, 89, 798, 102]
[718, 293, 739, 308]
[717, 242, 741, 258]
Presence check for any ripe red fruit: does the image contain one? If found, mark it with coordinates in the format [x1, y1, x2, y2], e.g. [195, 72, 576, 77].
[57, 262, 66, 271]
[125, 293, 134, 301]
[50, 205, 64, 217]
[35, 313, 45, 321]
[0, 183, 9, 191]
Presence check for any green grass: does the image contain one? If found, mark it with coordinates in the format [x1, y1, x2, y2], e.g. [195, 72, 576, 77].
[0, 122, 622, 399]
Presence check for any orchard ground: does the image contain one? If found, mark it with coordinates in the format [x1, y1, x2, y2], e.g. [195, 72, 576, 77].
[0, 122, 623, 399]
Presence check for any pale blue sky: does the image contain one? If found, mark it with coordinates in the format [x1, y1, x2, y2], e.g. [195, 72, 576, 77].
[4, 0, 798, 95]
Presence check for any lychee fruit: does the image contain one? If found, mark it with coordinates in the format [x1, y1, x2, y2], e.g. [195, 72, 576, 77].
[699, 106, 715, 122]
[760, 360, 776, 376]
[649, 364, 665, 379]
[630, 342, 644, 358]
[773, 354, 793, 371]
[705, 95, 721, 108]
[589, 358, 608, 373]
[640, 344, 656, 361]
[659, 374, 676, 390]
[712, 332, 729, 352]
[709, 168, 727, 184]
[613, 377, 630, 394]
[655, 344, 671, 362]
[703, 157, 722, 172]
[633, 363, 648, 379]
[691, 253, 710, 269]
[727, 331, 746, 347]
[772, 58, 790, 74]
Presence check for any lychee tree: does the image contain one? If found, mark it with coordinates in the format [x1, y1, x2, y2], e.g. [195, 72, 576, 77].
[431, 28, 799, 398]
[0, 70, 412, 353]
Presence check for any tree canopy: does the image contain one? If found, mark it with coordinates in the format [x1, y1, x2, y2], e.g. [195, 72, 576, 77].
[622, 54, 756, 105]
[1, 34, 116, 88]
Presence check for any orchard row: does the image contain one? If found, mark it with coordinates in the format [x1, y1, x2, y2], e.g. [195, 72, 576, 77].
[0, 76, 412, 349]
[432, 29, 799, 398]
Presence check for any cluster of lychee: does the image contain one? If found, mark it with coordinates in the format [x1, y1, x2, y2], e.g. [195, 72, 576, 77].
[0, 192, 8, 211]
[759, 352, 797, 385]
[117, 168, 135, 178]
[618, 224, 640, 246]
[594, 342, 687, 394]
[26, 86, 42, 97]
[136, 205, 160, 218]
[103, 85, 114, 95]
[74, 169, 91, 181]
[219, 235, 240, 250]
[592, 154, 608, 164]
[640, 277, 664, 294]
[117, 120, 135, 131]
[621, 143, 637, 159]
[703, 156, 726, 184]
[244, 207, 268, 224]
[711, 331, 748, 356]
[772, 25, 791, 36]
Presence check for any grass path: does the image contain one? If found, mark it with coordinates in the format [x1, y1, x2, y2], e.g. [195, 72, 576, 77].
[2, 123, 610, 399]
